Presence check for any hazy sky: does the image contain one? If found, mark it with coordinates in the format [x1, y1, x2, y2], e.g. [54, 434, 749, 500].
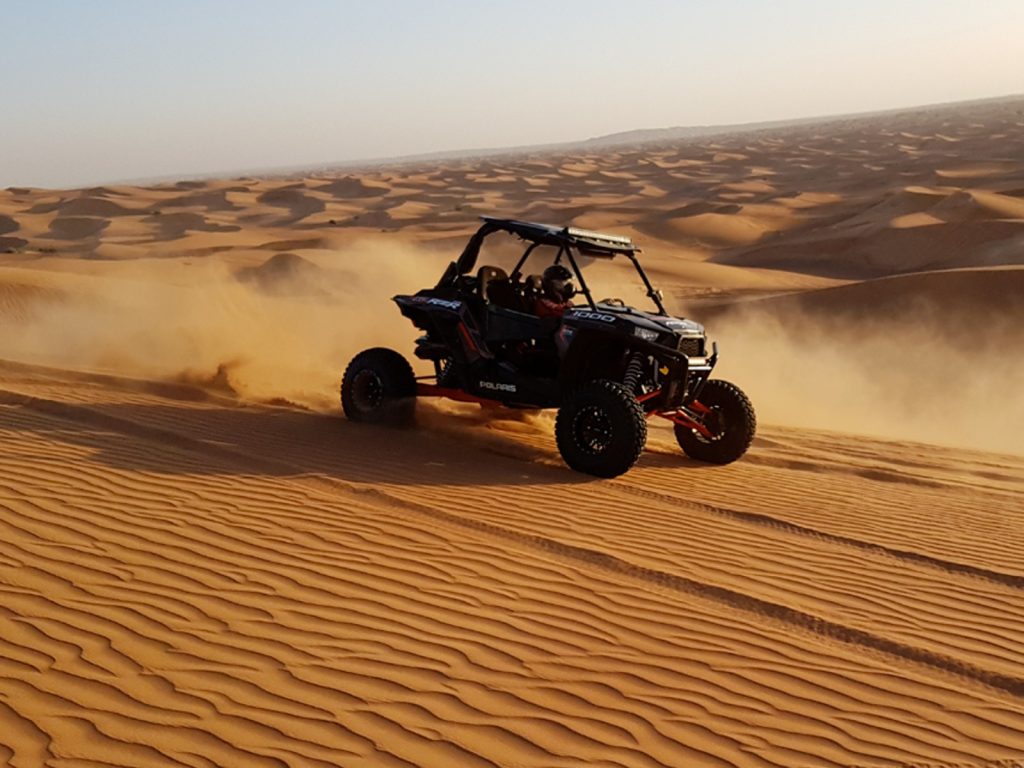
[2, 0, 1021, 188]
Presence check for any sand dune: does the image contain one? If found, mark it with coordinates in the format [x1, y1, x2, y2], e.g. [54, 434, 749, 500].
[0, 236, 29, 252]
[640, 210, 772, 246]
[145, 211, 242, 240]
[158, 187, 243, 212]
[55, 195, 136, 218]
[0, 96, 1023, 766]
[47, 215, 110, 240]
[314, 176, 388, 198]
[257, 186, 328, 222]
[932, 188, 1024, 221]
[0, 366, 1021, 767]
[235, 252, 335, 297]
[698, 265, 1024, 329]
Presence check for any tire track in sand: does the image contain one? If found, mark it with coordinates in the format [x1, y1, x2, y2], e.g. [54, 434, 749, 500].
[607, 479, 1024, 590]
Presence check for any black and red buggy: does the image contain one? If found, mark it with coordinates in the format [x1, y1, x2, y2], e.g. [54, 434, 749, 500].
[342, 216, 756, 477]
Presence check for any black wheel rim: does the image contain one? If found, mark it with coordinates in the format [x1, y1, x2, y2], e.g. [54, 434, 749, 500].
[693, 406, 725, 443]
[574, 406, 614, 455]
[352, 369, 384, 411]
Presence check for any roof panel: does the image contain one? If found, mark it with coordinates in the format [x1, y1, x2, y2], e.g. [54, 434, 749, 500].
[478, 216, 637, 254]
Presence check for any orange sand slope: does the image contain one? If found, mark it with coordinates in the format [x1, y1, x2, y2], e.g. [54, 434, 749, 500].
[1, 95, 1023, 766]
[0, 366, 1023, 766]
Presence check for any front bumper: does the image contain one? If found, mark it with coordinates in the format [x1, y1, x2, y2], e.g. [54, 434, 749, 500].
[634, 339, 718, 409]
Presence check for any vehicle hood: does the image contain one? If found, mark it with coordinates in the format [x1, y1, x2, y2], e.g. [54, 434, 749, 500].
[589, 303, 705, 335]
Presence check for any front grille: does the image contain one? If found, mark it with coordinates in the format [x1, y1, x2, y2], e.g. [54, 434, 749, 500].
[677, 336, 705, 357]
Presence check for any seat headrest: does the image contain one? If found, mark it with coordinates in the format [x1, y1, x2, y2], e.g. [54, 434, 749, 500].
[478, 265, 509, 283]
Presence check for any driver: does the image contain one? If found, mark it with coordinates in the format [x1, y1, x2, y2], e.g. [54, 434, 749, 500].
[532, 264, 575, 319]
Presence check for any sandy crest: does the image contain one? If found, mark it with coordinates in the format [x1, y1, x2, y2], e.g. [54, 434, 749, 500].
[0, 95, 1023, 767]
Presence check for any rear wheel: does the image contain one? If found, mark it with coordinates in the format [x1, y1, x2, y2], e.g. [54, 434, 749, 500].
[556, 380, 647, 478]
[341, 348, 416, 425]
[675, 379, 755, 464]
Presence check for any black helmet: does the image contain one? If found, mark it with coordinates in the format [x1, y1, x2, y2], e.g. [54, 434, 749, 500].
[542, 264, 575, 302]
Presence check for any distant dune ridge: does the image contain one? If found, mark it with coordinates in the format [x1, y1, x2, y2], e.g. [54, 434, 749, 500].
[0, 95, 1023, 766]
[235, 252, 337, 296]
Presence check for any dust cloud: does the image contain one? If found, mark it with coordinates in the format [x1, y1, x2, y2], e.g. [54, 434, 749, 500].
[3, 248, 1022, 456]
[0, 243, 441, 411]
[702, 305, 1024, 455]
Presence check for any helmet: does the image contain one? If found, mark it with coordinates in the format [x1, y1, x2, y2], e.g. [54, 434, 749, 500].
[542, 264, 575, 302]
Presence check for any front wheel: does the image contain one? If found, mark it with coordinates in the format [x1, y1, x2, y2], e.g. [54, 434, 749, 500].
[556, 380, 647, 478]
[675, 379, 756, 464]
[341, 347, 416, 425]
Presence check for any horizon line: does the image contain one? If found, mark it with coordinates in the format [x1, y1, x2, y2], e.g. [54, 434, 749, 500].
[15, 90, 1023, 193]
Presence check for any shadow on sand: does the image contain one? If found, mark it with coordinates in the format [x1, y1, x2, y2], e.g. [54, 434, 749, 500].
[1, 392, 613, 488]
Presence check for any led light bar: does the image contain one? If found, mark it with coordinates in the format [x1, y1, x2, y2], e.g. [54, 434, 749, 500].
[566, 227, 634, 247]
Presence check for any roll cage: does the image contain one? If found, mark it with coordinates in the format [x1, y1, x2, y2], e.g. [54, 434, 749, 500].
[440, 216, 668, 315]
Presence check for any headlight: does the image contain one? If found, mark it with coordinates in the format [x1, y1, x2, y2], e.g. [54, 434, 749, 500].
[634, 327, 659, 342]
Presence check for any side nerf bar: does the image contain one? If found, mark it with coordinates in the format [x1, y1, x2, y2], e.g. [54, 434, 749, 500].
[416, 382, 502, 406]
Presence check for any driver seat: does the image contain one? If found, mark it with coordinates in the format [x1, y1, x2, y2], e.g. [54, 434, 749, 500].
[523, 274, 543, 307]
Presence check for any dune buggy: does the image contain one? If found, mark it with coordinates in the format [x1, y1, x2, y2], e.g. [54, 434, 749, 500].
[342, 216, 756, 477]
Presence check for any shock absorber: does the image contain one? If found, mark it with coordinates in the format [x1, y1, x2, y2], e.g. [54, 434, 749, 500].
[622, 352, 645, 394]
[436, 356, 455, 387]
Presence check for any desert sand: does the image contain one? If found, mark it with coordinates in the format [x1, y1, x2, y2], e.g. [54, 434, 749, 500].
[0, 96, 1023, 766]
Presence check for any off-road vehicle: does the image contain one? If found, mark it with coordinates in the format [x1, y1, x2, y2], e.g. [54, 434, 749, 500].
[342, 216, 756, 477]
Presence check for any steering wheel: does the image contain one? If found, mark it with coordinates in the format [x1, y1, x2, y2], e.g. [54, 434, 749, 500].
[599, 297, 625, 307]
